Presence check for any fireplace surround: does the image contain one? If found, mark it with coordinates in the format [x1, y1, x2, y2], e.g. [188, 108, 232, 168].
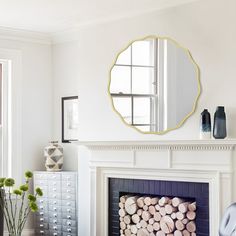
[78, 140, 236, 236]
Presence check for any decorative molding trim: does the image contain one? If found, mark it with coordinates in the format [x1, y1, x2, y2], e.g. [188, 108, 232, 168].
[77, 140, 236, 151]
[0, 26, 51, 45]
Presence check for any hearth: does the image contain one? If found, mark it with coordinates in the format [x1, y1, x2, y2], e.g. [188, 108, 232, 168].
[109, 178, 209, 236]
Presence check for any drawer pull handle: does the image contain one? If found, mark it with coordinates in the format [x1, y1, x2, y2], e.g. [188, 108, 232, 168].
[67, 209, 71, 213]
[53, 233, 57, 236]
[67, 228, 72, 233]
[67, 215, 71, 219]
[53, 220, 57, 224]
[40, 199, 44, 203]
[53, 188, 56, 191]
[66, 202, 71, 206]
[40, 212, 44, 216]
[40, 230, 44, 234]
[53, 201, 57, 204]
[67, 222, 71, 226]
[54, 207, 57, 211]
[53, 226, 57, 230]
[54, 214, 57, 217]
[40, 224, 44, 227]
[40, 218, 44, 222]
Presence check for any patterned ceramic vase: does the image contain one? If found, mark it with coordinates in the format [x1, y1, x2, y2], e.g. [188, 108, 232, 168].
[44, 141, 63, 171]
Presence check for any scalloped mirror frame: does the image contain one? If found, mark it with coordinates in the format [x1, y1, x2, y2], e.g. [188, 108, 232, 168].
[108, 35, 201, 135]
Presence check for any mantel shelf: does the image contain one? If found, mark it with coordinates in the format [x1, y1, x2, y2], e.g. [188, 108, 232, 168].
[74, 139, 236, 151]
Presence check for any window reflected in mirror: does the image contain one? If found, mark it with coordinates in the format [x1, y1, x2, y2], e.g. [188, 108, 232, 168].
[109, 36, 200, 134]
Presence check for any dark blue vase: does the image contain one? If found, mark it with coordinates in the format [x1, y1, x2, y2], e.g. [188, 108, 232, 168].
[200, 109, 211, 139]
[213, 106, 227, 139]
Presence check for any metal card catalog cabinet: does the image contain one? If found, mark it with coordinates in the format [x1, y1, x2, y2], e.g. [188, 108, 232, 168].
[34, 171, 78, 236]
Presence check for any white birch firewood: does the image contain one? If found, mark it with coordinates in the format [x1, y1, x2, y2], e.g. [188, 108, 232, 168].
[127, 224, 131, 230]
[154, 212, 161, 222]
[155, 204, 161, 211]
[144, 197, 152, 206]
[124, 215, 131, 225]
[120, 229, 124, 234]
[176, 212, 185, 220]
[159, 207, 166, 216]
[156, 230, 165, 236]
[165, 204, 177, 214]
[137, 228, 149, 236]
[188, 202, 196, 212]
[136, 222, 141, 229]
[125, 196, 138, 215]
[186, 211, 196, 220]
[172, 197, 184, 207]
[143, 205, 149, 211]
[142, 211, 151, 221]
[119, 202, 125, 209]
[160, 216, 175, 233]
[147, 224, 154, 232]
[186, 221, 196, 233]
[137, 209, 143, 216]
[174, 230, 183, 236]
[119, 209, 127, 217]
[178, 202, 190, 213]
[175, 220, 185, 231]
[153, 222, 160, 231]
[149, 205, 156, 215]
[132, 214, 140, 224]
[151, 197, 159, 205]
[130, 225, 138, 234]
[183, 229, 190, 236]
[149, 218, 155, 225]
[120, 217, 124, 222]
[159, 197, 170, 206]
[124, 229, 131, 236]
[120, 221, 126, 230]
[191, 233, 196, 236]
[137, 197, 145, 208]
[182, 218, 189, 225]
[120, 195, 129, 204]
[140, 219, 148, 228]
[150, 232, 156, 236]
[171, 212, 177, 220]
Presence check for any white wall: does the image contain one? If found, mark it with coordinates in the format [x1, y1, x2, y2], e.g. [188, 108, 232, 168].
[52, 0, 236, 234]
[0, 38, 52, 229]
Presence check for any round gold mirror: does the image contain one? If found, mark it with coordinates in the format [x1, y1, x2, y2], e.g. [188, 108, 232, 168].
[108, 36, 201, 134]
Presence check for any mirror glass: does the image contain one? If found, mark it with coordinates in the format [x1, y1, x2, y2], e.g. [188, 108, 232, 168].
[109, 36, 200, 134]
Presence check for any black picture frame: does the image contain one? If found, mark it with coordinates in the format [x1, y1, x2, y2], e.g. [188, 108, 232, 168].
[62, 96, 79, 143]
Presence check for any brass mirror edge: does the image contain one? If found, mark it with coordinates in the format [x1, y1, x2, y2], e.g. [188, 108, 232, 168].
[108, 35, 201, 135]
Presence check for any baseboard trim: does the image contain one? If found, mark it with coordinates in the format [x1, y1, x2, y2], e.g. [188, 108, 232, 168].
[4, 229, 34, 236]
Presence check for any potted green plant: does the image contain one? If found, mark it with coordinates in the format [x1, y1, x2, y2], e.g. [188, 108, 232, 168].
[0, 171, 43, 236]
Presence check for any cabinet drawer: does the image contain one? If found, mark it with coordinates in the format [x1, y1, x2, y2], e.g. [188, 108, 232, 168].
[62, 173, 76, 182]
[36, 222, 49, 229]
[35, 216, 49, 223]
[61, 200, 75, 208]
[63, 233, 76, 236]
[49, 224, 62, 231]
[47, 173, 61, 181]
[62, 226, 77, 234]
[49, 211, 62, 219]
[62, 219, 76, 227]
[49, 218, 62, 225]
[49, 205, 61, 212]
[62, 193, 76, 201]
[35, 229, 49, 235]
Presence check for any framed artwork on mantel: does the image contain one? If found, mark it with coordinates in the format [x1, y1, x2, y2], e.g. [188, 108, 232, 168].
[61, 96, 79, 143]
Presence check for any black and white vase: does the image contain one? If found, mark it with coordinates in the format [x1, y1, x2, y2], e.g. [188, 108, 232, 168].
[213, 106, 227, 139]
[200, 109, 211, 139]
[44, 141, 64, 171]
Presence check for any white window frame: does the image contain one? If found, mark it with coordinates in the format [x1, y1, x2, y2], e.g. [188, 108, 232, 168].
[0, 48, 22, 187]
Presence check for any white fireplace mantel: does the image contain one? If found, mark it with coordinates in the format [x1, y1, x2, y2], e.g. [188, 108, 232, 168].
[77, 139, 236, 236]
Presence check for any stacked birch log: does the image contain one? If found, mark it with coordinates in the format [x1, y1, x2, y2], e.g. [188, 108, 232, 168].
[119, 195, 196, 236]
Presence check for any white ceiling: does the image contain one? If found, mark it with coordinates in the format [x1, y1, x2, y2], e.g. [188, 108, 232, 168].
[0, 0, 198, 34]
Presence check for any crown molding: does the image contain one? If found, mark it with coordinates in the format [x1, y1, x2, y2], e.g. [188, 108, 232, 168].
[51, 0, 200, 44]
[0, 26, 52, 45]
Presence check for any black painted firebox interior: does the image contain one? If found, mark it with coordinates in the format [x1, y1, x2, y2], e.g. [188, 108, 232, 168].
[108, 178, 209, 236]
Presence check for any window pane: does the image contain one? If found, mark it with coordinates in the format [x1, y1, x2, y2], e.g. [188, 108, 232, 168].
[132, 67, 154, 94]
[112, 97, 132, 124]
[116, 46, 131, 65]
[133, 97, 150, 124]
[110, 66, 131, 94]
[132, 39, 154, 66]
